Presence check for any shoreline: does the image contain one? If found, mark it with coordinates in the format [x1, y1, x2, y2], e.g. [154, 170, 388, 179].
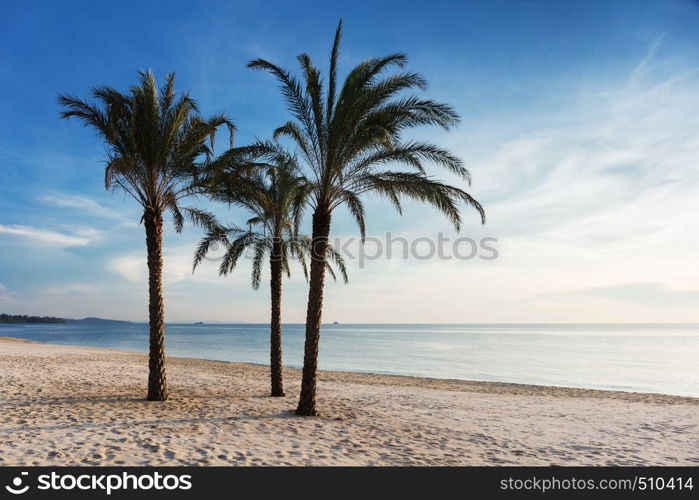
[1, 336, 696, 403]
[1, 338, 697, 466]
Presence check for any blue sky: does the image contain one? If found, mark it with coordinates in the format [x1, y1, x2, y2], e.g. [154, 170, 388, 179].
[1, 0, 698, 322]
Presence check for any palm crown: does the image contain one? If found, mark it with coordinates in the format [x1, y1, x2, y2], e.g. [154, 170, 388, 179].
[58, 70, 234, 229]
[248, 20, 485, 233]
[193, 148, 348, 287]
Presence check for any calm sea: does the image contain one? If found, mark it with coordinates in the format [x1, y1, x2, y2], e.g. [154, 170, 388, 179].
[1, 322, 697, 397]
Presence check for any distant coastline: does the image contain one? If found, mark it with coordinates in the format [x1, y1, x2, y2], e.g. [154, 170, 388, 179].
[0, 314, 128, 325]
[0, 314, 65, 324]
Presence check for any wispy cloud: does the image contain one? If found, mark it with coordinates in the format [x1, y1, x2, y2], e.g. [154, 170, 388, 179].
[469, 39, 699, 249]
[108, 254, 145, 282]
[0, 283, 13, 302]
[628, 34, 665, 87]
[38, 193, 134, 223]
[0, 224, 99, 248]
[42, 283, 100, 295]
[108, 245, 231, 285]
[547, 282, 699, 307]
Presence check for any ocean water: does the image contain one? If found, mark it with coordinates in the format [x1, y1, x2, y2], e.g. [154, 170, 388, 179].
[1, 322, 698, 397]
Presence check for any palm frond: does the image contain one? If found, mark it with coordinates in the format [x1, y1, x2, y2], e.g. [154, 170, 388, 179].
[178, 207, 219, 233]
[192, 225, 230, 271]
[327, 19, 343, 123]
[218, 230, 256, 276]
[326, 243, 349, 284]
[332, 189, 366, 240]
[251, 239, 268, 290]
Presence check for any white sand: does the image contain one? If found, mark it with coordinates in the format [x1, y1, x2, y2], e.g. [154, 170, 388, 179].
[0, 338, 697, 466]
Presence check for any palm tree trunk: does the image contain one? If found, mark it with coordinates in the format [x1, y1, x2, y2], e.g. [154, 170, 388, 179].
[296, 209, 331, 416]
[269, 239, 284, 397]
[144, 208, 168, 401]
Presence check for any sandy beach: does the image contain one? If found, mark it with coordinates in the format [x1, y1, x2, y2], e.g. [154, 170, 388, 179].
[0, 337, 697, 466]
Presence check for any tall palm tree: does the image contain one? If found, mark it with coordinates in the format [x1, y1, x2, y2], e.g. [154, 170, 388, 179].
[193, 150, 347, 397]
[59, 71, 233, 401]
[248, 20, 485, 416]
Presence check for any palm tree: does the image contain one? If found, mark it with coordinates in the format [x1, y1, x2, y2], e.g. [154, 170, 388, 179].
[193, 149, 347, 397]
[248, 20, 485, 416]
[59, 71, 234, 401]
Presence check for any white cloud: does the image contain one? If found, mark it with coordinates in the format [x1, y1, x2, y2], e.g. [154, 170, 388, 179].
[0, 283, 13, 302]
[547, 282, 699, 307]
[42, 283, 100, 295]
[108, 244, 233, 285]
[0, 224, 98, 248]
[38, 193, 135, 224]
[108, 254, 145, 282]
